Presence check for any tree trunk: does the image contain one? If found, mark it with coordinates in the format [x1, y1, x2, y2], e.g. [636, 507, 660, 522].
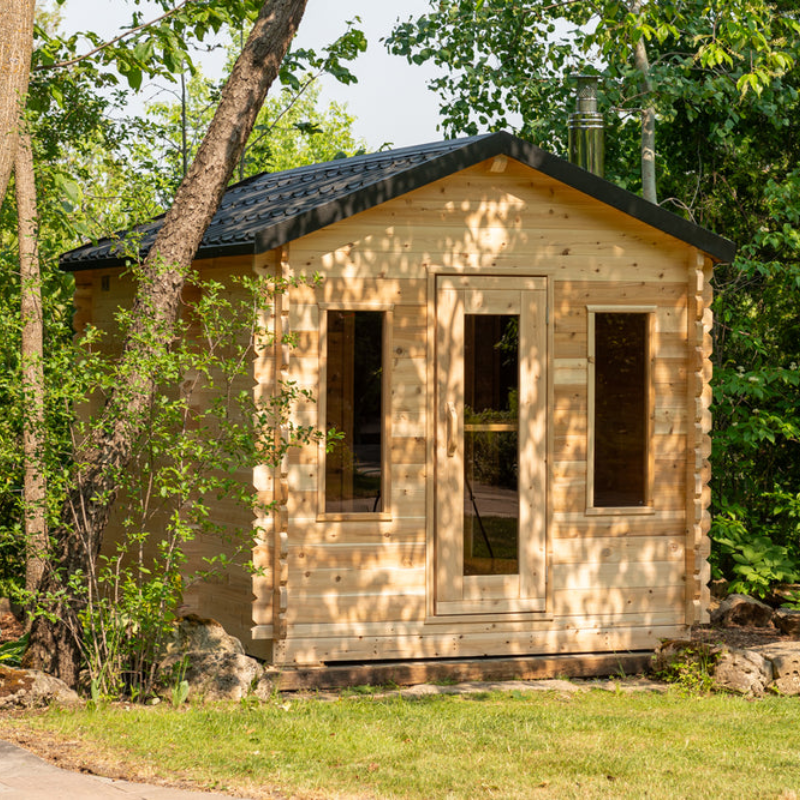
[16, 130, 47, 599]
[24, 0, 309, 689]
[630, 1, 657, 204]
[0, 0, 35, 202]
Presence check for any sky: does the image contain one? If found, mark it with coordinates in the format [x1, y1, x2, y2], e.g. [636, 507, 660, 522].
[60, 0, 445, 150]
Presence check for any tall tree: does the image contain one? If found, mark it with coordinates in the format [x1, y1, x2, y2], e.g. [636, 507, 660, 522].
[24, 0, 309, 688]
[386, 0, 799, 199]
[15, 129, 46, 597]
[0, 0, 35, 201]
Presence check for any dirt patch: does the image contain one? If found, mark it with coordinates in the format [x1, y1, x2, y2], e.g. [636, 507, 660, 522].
[690, 622, 792, 651]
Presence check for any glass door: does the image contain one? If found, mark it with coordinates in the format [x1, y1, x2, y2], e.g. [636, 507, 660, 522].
[435, 276, 547, 615]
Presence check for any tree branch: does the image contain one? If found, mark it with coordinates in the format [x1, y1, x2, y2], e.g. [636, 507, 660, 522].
[35, 0, 192, 72]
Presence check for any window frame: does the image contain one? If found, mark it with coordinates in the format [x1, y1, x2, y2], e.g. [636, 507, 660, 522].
[586, 305, 656, 516]
[316, 302, 393, 522]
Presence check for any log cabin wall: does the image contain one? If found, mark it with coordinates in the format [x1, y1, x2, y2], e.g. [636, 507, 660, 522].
[251, 155, 705, 666]
[75, 257, 266, 654]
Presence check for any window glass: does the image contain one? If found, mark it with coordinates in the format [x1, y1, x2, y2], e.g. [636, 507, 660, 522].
[594, 313, 648, 507]
[325, 311, 384, 513]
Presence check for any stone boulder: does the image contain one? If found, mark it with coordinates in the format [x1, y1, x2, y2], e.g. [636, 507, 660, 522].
[765, 584, 800, 608]
[754, 644, 800, 696]
[710, 593, 774, 628]
[0, 666, 82, 709]
[160, 615, 271, 702]
[163, 614, 244, 657]
[773, 608, 800, 638]
[713, 649, 774, 697]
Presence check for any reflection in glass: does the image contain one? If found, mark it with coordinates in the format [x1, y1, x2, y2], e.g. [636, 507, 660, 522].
[463, 315, 519, 576]
[325, 310, 383, 513]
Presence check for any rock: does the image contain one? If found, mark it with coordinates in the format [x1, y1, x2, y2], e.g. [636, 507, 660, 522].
[754, 644, 800, 696]
[163, 614, 245, 657]
[765, 583, 800, 608]
[161, 651, 264, 702]
[713, 649, 773, 697]
[0, 666, 82, 709]
[710, 594, 774, 628]
[160, 615, 264, 702]
[251, 673, 276, 702]
[774, 608, 800, 638]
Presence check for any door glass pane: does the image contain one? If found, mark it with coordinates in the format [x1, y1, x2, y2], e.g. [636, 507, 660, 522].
[463, 315, 519, 576]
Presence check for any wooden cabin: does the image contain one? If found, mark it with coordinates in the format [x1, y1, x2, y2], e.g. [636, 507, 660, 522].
[61, 132, 735, 672]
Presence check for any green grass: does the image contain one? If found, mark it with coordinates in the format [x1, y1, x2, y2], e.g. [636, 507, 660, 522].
[5, 689, 800, 799]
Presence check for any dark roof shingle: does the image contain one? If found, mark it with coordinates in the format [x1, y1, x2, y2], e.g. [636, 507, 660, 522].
[60, 132, 736, 270]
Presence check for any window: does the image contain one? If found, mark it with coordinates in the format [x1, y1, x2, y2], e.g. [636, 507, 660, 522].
[319, 307, 391, 518]
[588, 307, 654, 511]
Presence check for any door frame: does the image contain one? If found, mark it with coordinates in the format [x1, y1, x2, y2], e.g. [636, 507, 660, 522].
[432, 274, 551, 618]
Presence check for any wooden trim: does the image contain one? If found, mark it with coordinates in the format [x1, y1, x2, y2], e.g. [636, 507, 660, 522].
[434, 276, 548, 615]
[646, 310, 656, 507]
[545, 276, 555, 615]
[251, 246, 291, 642]
[251, 624, 274, 640]
[268, 652, 655, 691]
[587, 304, 657, 314]
[585, 506, 657, 517]
[436, 598, 547, 615]
[586, 305, 656, 514]
[425, 269, 437, 619]
[437, 275, 548, 292]
[315, 512, 392, 523]
[685, 250, 714, 625]
[319, 302, 395, 311]
[317, 304, 394, 521]
[316, 306, 329, 518]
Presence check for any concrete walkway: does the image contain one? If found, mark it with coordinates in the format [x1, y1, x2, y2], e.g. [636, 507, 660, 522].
[0, 740, 251, 799]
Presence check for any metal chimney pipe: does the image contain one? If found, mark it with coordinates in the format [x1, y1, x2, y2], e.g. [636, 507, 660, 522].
[568, 75, 604, 177]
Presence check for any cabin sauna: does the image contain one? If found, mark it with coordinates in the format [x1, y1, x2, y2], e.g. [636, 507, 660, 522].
[63, 133, 734, 671]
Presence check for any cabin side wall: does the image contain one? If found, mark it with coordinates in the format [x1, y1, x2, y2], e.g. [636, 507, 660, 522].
[252, 157, 708, 666]
[75, 257, 263, 653]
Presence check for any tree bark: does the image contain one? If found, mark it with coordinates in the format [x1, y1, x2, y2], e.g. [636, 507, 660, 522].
[0, 0, 35, 202]
[24, 0, 309, 689]
[16, 130, 47, 599]
[630, 1, 657, 204]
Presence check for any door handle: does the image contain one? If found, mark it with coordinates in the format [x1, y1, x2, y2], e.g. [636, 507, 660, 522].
[447, 402, 458, 457]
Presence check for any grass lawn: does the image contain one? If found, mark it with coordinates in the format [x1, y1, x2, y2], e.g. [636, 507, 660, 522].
[2, 687, 800, 799]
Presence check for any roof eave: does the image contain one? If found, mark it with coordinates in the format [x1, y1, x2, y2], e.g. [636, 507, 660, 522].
[61, 240, 257, 272]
